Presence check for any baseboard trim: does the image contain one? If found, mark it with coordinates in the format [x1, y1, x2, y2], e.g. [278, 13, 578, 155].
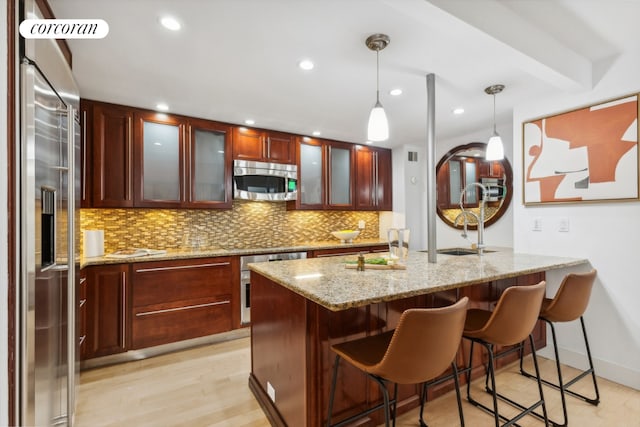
[538, 345, 639, 391]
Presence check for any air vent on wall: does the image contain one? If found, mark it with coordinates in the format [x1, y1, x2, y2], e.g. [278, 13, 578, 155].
[408, 151, 418, 162]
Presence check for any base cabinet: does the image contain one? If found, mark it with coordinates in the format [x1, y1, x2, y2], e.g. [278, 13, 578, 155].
[131, 257, 234, 349]
[84, 264, 129, 359]
[308, 244, 388, 258]
[81, 257, 237, 361]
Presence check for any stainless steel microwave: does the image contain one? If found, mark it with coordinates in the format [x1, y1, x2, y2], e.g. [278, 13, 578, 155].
[233, 160, 298, 201]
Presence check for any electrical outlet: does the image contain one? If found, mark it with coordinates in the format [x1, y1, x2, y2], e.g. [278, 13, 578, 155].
[267, 381, 276, 402]
[358, 220, 365, 229]
[532, 217, 542, 232]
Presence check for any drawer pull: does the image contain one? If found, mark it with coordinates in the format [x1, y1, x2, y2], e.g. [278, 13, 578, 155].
[79, 335, 86, 346]
[79, 277, 87, 285]
[135, 300, 230, 317]
[317, 251, 369, 257]
[79, 299, 86, 308]
[135, 262, 230, 273]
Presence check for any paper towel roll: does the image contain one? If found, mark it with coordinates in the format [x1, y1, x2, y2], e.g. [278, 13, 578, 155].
[83, 230, 104, 258]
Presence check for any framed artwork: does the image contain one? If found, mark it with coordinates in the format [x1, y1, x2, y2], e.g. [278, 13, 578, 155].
[523, 94, 639, 205]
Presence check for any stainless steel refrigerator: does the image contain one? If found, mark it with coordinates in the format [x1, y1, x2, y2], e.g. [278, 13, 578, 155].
[19, 0, 80, 424]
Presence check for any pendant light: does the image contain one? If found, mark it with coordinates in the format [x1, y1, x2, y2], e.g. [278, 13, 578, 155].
[485, 84, 505, 161]
[366, 34, 390, 142]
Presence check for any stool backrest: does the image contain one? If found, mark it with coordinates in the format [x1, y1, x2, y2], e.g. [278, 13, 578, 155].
[541, 269, 597, 322]
[371, 297, 468, 385]
[475, 281, 546, 346]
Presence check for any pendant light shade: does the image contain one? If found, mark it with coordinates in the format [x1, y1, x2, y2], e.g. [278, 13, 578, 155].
[366, 34, 390, 142]
[486, 132, 504, 161]
[367, 99, 389, 141]
[484, 84, 505, 161]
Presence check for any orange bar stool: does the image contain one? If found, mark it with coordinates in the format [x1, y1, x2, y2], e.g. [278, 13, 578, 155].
[519, 269, 600, 427]
[326, 297, 469, 427]
[462, 281, 548, 427]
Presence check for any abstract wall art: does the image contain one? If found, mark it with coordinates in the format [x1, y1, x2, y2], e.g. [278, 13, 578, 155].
[523, 94, 639, 205]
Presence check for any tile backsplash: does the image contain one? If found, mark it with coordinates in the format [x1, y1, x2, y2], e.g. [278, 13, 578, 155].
[81, 201, 380, 253]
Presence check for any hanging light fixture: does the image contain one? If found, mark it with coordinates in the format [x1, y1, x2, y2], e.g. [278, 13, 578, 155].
[366, 33, 390, 142]
[485, 84, 505, 161]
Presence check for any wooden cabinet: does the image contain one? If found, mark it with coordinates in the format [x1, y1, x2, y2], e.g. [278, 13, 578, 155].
[293, 137, 354, 210]
[354, 145, 392, 211]
[133, 112, 233, 208]
[84, 264, 130, 358]
[134, 111, 185, 207]
[80, 100, 92, 208]
[82, 257, 237, 360]
[90, 101, 134, 207]
[308, 244, 388, 258]
[130, 257, 234, 349]
[233, 127, 296, 164]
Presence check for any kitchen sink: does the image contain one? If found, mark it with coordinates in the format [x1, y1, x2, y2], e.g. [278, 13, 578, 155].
[419, 248, 497, 256]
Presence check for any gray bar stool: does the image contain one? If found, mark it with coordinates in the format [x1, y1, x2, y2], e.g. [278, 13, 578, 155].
[462, 281, 548, 427]
[519, 269, 600, 427]
[326, 297, 469, 427]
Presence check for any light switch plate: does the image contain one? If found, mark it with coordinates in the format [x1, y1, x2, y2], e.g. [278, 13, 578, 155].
[558, 217, 570, 232]
[267, 381, 276, 402]
[532, 217, 542, 232]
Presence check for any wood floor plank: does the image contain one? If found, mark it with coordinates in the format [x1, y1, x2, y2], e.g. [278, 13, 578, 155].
[75, 337, 640, 426]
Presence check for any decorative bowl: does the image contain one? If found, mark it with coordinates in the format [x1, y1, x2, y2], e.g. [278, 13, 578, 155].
[331, 230, 360, 243]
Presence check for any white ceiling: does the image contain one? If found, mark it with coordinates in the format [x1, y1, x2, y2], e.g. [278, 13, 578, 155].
[49, 0, 640, 149]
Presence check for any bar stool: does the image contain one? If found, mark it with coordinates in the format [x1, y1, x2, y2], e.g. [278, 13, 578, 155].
[519, 269, 599, 427]
[463, 281, 548, 427]
[326, 297, 469, 427]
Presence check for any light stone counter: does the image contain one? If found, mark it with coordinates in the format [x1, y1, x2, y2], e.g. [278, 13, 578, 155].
[248, 248, 588, 311]
[80, 238, 388, 268]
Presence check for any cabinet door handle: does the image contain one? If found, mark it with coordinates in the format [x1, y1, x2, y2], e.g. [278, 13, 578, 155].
[79, 335, 86, 346]
[79, 299, 86, 308]
[127, 116, 133, 201]
[266, 136, 271, 159]
[121, 271, 126, 349]
[374, 152, 379, 206]
[135, 261, 230, 273]
[135, 300, 231, 317]
[82, 109, 87, 201]
[79, 277, 87, 285]
[316, 251, 370, 257]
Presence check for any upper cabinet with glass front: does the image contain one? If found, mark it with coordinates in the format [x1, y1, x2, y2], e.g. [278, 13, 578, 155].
[134, 111, 232, 208]
[292, 137, 354, 210]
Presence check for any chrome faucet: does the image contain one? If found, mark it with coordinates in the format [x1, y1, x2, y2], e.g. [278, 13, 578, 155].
[454, 182, 489, 255]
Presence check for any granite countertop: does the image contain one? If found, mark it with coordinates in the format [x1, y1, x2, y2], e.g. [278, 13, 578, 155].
[80, 238, 389, 267]
[247, 248, 589, 311]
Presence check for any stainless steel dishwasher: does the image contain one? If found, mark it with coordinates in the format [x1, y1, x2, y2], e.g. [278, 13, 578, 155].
[240, 252, 307, 325]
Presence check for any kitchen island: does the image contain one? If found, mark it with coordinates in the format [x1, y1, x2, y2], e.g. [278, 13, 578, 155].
[248, 248, 588, 427]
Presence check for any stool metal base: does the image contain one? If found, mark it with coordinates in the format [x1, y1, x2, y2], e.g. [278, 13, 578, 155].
[466, 334, 548, 427]
[418, 362, 465, 427]
[519, 316, 600, 427]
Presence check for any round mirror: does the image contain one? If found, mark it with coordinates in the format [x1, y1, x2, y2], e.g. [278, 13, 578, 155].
[436, 142, 513, 230]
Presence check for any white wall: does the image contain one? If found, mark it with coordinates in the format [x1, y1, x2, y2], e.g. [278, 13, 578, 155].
[390, 120, 514, 251]
[513, 51, 640, 389]
[1, 0, 10, 423]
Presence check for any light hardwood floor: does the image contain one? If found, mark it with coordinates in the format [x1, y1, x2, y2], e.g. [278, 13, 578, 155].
[75, 337, 639, 427]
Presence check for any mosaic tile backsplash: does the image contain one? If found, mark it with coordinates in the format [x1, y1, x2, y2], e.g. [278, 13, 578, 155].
[81, 201, 380, 254]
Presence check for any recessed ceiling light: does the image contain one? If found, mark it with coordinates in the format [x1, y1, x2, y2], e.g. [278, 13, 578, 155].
[389, 88, 403, 96]
[153, 142, 162, 146]
[156, 103, 169, 111]
[244, 119, 255, 125]
[452, 107, 465, 115]
[160, 16, 181, 31]
[312, 131, 321, 137]
[298, 59, 315, 71]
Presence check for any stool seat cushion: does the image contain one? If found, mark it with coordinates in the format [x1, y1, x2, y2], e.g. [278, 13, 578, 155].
[332, 330, 395, 372]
